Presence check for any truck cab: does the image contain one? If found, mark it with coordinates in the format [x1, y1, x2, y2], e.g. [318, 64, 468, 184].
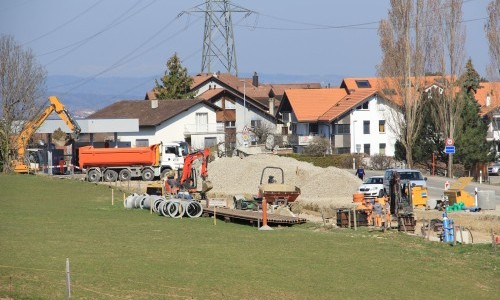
[159, 141, 189, 178]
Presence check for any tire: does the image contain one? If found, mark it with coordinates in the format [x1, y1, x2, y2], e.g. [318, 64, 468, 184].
[142, 168, 154, 181]
[378, 189, 384, 197]
[160, 168, 172, 180]
[87, 169, 100, 182]
[104, 169, 118, 182]
[118, 169, 131, 181]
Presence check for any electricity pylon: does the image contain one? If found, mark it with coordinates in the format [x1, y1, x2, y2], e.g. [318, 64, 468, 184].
[185, 0, 253, 76]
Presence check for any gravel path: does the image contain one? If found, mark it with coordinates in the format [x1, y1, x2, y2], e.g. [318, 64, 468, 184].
[208, 154, 361, 208]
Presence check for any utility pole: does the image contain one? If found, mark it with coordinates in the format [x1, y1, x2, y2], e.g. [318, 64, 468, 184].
[184, 0, 253, 76]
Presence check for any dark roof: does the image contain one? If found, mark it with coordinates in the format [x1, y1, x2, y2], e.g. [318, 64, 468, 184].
[87, 99, 219, 127]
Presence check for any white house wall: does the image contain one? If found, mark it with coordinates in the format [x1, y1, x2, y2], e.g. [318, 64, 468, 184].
[116, 103, 222, 149]
[350, 95, 399, 156]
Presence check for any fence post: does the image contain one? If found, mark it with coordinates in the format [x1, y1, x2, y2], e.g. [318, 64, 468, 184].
[65, 258, 71, 299]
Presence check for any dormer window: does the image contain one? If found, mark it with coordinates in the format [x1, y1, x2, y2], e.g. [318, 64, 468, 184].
[355, 80, 371, 88]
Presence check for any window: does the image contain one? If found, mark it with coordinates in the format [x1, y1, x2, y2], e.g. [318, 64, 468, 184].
[363, 121, 370, 134]
[335, 124, 350, 135]
[136, 139, 149, 147]
[165, 146, 177, 154]
[196, 112, 208, 132]
[379, 120, 386, 133]
[251, 119, 261, 128]
[357, 102, 369, 110]
[364, 143, 371, 155]
[225, 121, 235, 128]
[355, 80, 372, 88]
[379, 143, 386, 155]
[309, 123, 318, 134]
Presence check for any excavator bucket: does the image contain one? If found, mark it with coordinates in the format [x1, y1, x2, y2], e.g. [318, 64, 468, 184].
[202, 180, 213, 193]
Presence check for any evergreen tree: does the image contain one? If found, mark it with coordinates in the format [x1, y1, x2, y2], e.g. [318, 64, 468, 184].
[154, 53, 193, 99]
[454, 59, 493, 169]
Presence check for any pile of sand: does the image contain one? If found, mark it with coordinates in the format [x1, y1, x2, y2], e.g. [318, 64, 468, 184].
[207, 154, 361, 208]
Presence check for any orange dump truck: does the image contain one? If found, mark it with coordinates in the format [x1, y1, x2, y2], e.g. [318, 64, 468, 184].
[78, 144, 165, 182]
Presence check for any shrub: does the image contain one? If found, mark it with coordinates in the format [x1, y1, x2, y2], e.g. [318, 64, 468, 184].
[370, 154, 394, 170]
[304, 137, 330, 156]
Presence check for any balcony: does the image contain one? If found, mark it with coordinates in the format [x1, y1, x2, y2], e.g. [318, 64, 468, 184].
[184, 123, 224, 134]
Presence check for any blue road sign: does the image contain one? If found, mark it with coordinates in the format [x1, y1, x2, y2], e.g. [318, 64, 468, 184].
[444, 145, 455, 154]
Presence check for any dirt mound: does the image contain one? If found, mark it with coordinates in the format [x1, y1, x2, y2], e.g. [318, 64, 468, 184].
[207, 154, 361, 208]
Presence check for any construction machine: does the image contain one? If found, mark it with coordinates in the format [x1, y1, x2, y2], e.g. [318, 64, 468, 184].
[234, 166, 301, 216]
[163, 148, 213, 199]
[11, 96, 81, 173]
[387, 171, 417, 232]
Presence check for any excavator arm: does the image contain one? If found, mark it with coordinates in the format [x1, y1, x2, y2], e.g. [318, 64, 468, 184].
[13, 96, 81, 173]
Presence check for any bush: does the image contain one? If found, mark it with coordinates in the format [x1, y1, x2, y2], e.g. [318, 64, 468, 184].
[282, 153, 363, 169]
[304, 137, 330, 156]
[370, 154, 394, 170]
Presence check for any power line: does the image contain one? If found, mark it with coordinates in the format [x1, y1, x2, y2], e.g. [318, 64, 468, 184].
[41, 0, 157, 65]
[22, 0, 104, 46]
[56, 15, 203, 94]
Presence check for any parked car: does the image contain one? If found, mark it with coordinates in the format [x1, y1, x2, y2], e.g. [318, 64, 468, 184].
[358, 176, 385, 201]
[383, 168, 427, 194]
[488, 162, 500, 176]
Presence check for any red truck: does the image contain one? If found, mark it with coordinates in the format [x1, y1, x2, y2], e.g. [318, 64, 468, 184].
[78, 143, 184, 182]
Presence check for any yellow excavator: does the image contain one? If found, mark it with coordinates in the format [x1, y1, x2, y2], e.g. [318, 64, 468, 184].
[12, 96, 81, 173]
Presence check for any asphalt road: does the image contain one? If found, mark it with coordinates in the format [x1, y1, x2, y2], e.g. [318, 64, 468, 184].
[359, 169, 500, 205]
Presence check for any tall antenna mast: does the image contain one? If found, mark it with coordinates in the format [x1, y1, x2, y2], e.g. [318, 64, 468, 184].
[184, 0, 253, 76]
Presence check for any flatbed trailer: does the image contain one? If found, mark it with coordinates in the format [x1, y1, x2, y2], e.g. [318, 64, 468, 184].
[203, 207, 307, 226]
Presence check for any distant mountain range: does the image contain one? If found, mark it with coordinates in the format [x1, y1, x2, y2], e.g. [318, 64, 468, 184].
[47, 73, 344, 118]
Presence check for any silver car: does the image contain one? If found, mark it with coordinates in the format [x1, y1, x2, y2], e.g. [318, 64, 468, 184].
[488, 163, 500, 176]
[383, 168, 427, 194]
[358, 176, 385, 201]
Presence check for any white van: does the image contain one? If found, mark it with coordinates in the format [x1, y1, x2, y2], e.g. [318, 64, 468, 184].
[383, 168, 427, 194]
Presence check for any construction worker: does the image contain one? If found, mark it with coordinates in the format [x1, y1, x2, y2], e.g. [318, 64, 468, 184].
[364, 199, 373, 226]
[355, 166, 365, 180]
[384, 198, 391, 228]
[373, 198, 383, 227]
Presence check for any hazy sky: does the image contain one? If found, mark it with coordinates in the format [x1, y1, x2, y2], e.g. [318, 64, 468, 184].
[0, 0, 494, 82]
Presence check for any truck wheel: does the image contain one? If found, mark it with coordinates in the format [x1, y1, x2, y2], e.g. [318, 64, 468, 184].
[142, 169, 154, 181]
[118, 169, 131, 181]
[104, 170, 118, 182]
[88, 170, 100, 182]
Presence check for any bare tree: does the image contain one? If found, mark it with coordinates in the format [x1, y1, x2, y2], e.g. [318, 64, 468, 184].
[429, 0, 466, 178]
[378, 0, 440, 168]
[0, 35, 46, 172]
[485, 0, 499, 80]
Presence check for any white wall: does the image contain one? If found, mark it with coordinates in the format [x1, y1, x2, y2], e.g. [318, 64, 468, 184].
[350, 95, 400, 156]
[116, 103, 222, 149]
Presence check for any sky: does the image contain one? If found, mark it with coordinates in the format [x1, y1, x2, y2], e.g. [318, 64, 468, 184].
[0, 0, 494, 87]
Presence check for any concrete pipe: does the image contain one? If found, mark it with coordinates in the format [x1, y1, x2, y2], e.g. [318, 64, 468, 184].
[167, 200, 183, 218]
[135, 194, 148, 209]
[184, 200, 203, 218]
[152, 197, 164, 213]
[124, 193, 138, 209]
[158, 200, 167, 216]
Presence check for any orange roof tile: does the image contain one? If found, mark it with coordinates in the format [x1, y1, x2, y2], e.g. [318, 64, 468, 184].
[476, 81, 500, 115]
[319, 89, 378, 122]
[284, 88, 347, 122]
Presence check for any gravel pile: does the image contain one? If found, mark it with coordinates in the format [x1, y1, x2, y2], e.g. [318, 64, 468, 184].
[207, 154, 361, 208]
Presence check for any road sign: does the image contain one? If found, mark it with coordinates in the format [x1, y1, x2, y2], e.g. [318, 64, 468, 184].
[445, 138, 454, 146]
[444, 145, 455, 154]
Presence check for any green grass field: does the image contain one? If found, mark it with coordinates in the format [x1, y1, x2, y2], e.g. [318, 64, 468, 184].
[0, 174, 498, 299]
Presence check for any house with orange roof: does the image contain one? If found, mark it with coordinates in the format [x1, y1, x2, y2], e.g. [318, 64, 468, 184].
[475, 82, 500, 151]
[189, 72, 321, 149]
[277, 79, 402, 156]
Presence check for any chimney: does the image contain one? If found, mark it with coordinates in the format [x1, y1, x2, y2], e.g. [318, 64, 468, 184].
[151, 99, 158, 109]
[252, 71, 259, 87]
[268, 98, 274, 116]
[486, 93, 491, 107]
